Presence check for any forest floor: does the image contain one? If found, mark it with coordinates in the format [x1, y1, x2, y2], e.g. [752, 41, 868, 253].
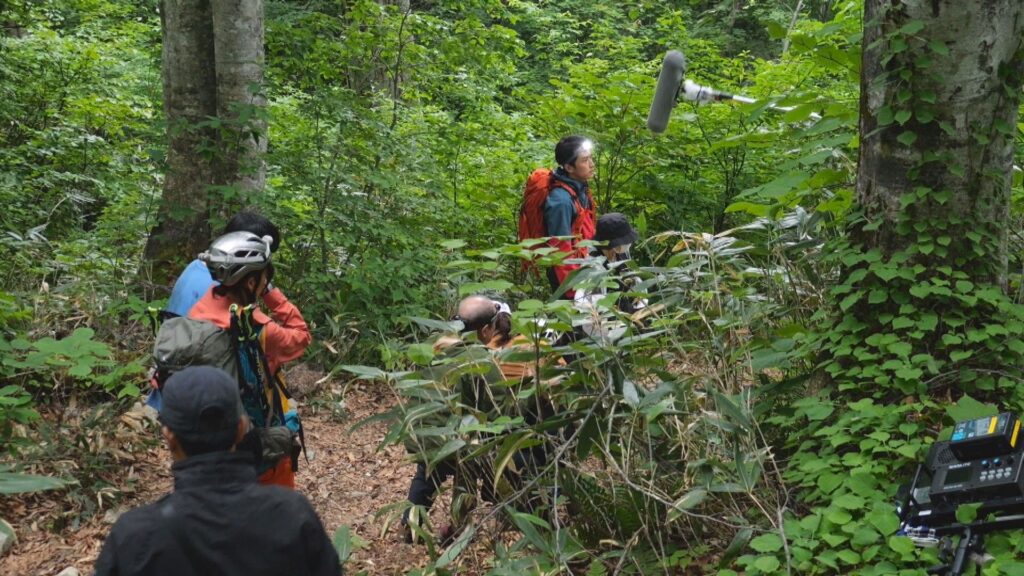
[1, 373, 486, 576]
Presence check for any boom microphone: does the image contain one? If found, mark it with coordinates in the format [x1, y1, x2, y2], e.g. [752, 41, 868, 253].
[647, 50, 686, 134]
[681, 79, 743, 103]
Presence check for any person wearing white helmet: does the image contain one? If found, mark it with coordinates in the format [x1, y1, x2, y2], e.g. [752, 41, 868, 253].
[189, 231, 311, 489]
[147, 211, 282, 413]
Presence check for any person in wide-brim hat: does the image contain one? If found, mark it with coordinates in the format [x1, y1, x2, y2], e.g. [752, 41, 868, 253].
[593, 212, 639, 261]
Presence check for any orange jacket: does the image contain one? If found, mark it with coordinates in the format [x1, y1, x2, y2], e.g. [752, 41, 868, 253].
[189, 287, 311, 376]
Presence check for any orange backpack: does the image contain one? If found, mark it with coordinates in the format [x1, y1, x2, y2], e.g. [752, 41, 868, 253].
[518, 168, 599, 272]
[518, 168, 555, 271]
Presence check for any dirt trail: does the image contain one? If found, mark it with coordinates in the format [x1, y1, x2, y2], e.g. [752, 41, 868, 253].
[1, 382, 455, 576]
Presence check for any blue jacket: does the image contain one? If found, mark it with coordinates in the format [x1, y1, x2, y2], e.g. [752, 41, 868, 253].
[543, 168, 592, 237]
[165, 259, 215, 317]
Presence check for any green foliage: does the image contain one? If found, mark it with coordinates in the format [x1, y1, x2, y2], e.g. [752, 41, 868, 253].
[0, 464, 66, 495]
[354, 212, 833, 572]
[331, 524, 367, 570]
[817, 9, 1024, 402]
[0, 463, 66, 551]
[4, 0, 1024, 574]
[768, 3, 1024, 574]
[5, 327, 143, 400]
[0, 291, 40, 441]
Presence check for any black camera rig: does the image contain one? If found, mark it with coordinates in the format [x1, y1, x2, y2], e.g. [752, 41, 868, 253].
[898, 413, 1024, 575]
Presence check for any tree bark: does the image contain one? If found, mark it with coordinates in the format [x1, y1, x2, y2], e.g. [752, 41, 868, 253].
[829, 0, 1024, 393]
[143, 0, 267, 289]
[143, 0, 218, 286]
[212, 0, 266, 203]
[856, 0, 1024, 283]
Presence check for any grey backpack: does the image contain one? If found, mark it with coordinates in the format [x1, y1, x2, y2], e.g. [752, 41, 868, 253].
[152, 316, 237, 386]
[150, 310, 306, 473]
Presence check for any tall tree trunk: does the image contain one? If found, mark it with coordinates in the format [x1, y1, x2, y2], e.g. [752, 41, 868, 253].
[856, 0, 1024, 281]
[212, 0, 266, 205]
[143, 0, 267, 289]
[143, 0, 217, 287]
[827, 0, 1024, 395]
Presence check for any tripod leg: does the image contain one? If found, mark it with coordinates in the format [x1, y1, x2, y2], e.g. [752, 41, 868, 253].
[948, 527, 972, 576]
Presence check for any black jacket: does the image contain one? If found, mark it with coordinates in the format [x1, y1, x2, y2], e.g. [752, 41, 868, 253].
[93, 451, 339, 576]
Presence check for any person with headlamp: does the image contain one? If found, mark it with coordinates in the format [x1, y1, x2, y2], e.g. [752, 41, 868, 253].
[543, 135, 598, 298]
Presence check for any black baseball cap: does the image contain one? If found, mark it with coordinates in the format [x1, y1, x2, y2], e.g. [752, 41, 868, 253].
[595, 213, 638, 248]
[158, 366, 243, 448]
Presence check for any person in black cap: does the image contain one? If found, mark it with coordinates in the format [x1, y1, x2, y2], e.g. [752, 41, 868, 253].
[577, 212, 645, 316]
[593, 212, 638, 262]
[94, 366, 339, 576]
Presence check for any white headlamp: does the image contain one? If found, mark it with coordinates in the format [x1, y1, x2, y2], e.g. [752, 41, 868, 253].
[567, 139, 594, 166]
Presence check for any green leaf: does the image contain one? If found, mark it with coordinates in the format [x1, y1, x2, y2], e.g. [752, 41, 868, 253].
[888, 535, 915, 554]
[340, 365, 386, 380]
[954, 280, 974, 293]
[765, 20, 787, 39]
[492, 432, 537, 492]
[439, 239, 467, 249]
[749, 533, 783, 553]
[817, 473, 843, 494]
[428, 439, 466, 471]
[888, 342, 912, 357]
[436, 525, 477, 568]
[751, 350, 790, 371]
[900, 20, 925, 35]
[897, 131, 918, 146]
[891, 316, 914, 330]
[874, 267, 899, 281]
[510, 511, 551, 553]
[332, 525, 353, 563]
[895, 367, 923, 380]
[868, 289, 888, 304]
[839, 292, 860, 311]
[668, 488, 708, 521]
[868, 507, 900, 535]
[950, 349, 973, 362]
[834, 493, 866, 510]
[918, 314, 938, 331]
[837, 549, 862, 564]
[0, 472, 66, 495]
[740, 171, 810, 200]
[406, 343, 435, 365]
[517, 299, 544, 312]
[721, 529, 754, 567]
[946, 396, 996, 422]
[894, 109, 911, 125]
[877, 106, 894, 126]
[725, 201, 770, 216]
[955, 503, 980, 524]
[826, 508, 852, 525]
[753, 555, 780, 572]
[928, 40, 950, 56]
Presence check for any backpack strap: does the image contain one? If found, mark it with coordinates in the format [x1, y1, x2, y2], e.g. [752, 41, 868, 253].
[551, 179, 593, 215]
[146, 307, 180, 336]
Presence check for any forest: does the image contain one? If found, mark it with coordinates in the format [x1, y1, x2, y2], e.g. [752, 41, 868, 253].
[2, 0, 1024, 574]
